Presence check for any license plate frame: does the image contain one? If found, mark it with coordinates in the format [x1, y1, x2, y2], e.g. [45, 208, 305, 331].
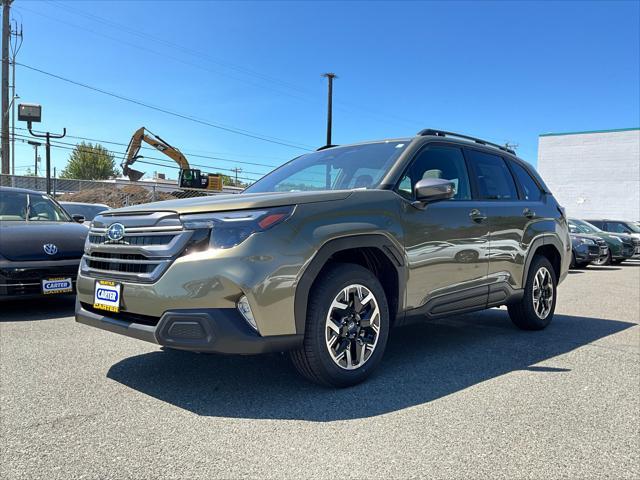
[93, 280, 122, 313]
[41, 277, 73, 295]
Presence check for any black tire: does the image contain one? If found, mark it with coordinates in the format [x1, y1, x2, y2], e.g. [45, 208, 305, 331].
[290, 263, 390, 388]
[508, 255, 557, 331]
[611, 259, 624, 265]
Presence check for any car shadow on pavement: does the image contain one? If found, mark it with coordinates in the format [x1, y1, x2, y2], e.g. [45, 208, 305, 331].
[0, 296, 76, 321]
[106, 309, 635, 422]
[587, 266, 622, 271]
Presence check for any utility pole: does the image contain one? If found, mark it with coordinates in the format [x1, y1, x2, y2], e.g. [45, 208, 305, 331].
[321, 73, 337, 146]
[10, 19, 23, 175]
[28, 140, 40, 176]
[231, 167, 242, 186]
[1, 0, 12, 174]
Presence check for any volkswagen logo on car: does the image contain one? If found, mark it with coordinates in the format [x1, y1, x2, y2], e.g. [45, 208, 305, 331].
[43, 243, 58, 256]
[106, 223, 126, 242]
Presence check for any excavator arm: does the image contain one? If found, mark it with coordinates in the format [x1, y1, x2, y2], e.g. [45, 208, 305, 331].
[122, 127, 190, 181]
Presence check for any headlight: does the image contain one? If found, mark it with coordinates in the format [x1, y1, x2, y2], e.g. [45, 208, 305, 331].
[610, 235, 623, 243]
[181, 206, 294, 249]
[579, 238, 596, 245]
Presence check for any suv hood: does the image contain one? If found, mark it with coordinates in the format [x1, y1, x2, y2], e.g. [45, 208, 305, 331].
[105, 190, 354, 216]
[0, 221, 88, 261]
[571, 233, 603, 242]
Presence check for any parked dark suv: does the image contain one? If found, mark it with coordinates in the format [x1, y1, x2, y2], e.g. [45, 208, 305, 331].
[585, 219, 640, 258]
[76, 129, 570, 387]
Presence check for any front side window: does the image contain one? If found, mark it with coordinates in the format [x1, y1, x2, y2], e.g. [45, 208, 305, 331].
[396, 145, 471, 200]
[466, 150, 518, 200]
[510, 161, 542, 201]
[244, 141, 409, 193]
[609, 222, 639, 234]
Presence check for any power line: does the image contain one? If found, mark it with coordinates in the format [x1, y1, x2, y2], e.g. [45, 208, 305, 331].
[17, 2, 429, 132]
[14, 126, 284, 170]
[12, 132, 267, 181]
[15, 62, 315, 151]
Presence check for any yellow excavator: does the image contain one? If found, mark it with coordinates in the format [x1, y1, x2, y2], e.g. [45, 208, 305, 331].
[121, 127, 223, 190]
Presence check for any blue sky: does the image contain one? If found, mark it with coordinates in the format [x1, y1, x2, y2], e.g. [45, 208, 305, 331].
[7, 0, 640, 183]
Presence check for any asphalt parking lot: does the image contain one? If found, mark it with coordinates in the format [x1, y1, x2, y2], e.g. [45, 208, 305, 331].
[1, 262, 639, 479]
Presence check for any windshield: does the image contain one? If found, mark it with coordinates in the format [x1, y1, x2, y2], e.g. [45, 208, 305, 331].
[624, 222, 640, 233]
[0, 191, 71, 222]
[62, 203, 108, 221]
[569, 219, 602, 234]
[245, 141, 409, 193]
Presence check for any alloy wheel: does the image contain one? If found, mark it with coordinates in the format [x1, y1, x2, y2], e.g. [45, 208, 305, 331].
[325, 284, 381, 370]
[532, 266, 554, 319]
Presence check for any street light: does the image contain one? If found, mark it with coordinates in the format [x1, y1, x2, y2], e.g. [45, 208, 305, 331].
[18, 103, 66, 195]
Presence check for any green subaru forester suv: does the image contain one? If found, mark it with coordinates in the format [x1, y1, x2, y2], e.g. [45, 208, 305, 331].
[76, 129, 570, 387]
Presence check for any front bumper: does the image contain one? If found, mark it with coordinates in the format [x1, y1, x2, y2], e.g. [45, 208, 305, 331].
[0, 259, 80, 298]
[75, 300, 302, 354]
[613, 244, 636, 260]
[574, 243, 600, 262]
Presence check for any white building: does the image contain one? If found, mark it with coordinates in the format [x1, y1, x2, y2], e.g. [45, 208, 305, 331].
[538, 128, 640, 220]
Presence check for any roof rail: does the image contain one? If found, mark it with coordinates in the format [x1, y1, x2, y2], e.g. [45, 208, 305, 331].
[316, 144, 338, 151]
[417, 129, 515, 155]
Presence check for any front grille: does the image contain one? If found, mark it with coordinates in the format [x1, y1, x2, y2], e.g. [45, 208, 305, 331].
[89, 234, 176, 246]
[0, 264, 79, 283]
[81, 212, 193, 283]
[595, 239, 607, 247]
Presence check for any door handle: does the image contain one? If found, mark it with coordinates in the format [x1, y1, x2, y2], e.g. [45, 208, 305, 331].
[469, 208, 487, 222]
[523, 208, 535, 219]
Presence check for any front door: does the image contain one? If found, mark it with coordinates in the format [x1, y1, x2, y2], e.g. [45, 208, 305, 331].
[398, 144, 491, 314]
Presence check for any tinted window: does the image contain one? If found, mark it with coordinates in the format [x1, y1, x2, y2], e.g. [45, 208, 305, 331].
[607, 222, 632, 234]
[62, 203, 108, 221]
[509, 161, 542, 201]
[397, 145, 471, 200]
[466, 150, 518, 200]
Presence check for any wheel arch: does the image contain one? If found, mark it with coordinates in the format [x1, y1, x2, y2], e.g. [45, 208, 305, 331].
[524, 235, 564, 285]
[294, 234, 406, 335]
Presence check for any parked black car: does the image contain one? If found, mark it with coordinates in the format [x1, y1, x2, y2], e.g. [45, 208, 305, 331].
[569, 232, 608, 268]
[0, 187, 88, 298]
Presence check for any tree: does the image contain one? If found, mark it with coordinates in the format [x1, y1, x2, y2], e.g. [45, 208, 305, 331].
[60, 142, 119, 180]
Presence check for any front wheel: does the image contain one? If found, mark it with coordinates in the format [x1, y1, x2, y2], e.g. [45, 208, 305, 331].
[592, 250, 612, 266]
[508, 255, 557, 330]
[290, 263, 390, 387]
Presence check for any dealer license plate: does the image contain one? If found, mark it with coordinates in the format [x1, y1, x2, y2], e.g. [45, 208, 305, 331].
[93, 280, 121, 313]
[41, 277, 73, 295]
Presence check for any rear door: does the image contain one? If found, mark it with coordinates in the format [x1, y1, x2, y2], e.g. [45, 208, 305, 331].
[397, 144, 491, 314]
[465, 149, 542, 292]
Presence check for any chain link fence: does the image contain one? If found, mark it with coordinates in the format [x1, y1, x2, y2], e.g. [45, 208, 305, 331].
[0, 174, 243, 208]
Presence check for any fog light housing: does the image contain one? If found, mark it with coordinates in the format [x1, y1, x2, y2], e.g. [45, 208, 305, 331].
[237, 295, 258, 332]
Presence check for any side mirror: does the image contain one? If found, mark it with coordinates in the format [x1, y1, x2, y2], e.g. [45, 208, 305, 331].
[414, 178, 455, 205]
[72, 214, 85, 223]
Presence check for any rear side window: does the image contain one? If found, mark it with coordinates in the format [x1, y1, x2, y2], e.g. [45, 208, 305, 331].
[397, 145, 471, 200]
[510, 161, 542, 201]
[466, 150, 518, 200]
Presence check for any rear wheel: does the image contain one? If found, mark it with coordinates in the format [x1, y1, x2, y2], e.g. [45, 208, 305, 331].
[290, 263, 389, 387]
[508, 255, 557, 330]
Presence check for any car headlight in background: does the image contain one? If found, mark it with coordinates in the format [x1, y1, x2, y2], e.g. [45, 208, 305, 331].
[181, 206, 295, 249]
[579, 238, 596, 245]
[609, 235, 623, 243]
